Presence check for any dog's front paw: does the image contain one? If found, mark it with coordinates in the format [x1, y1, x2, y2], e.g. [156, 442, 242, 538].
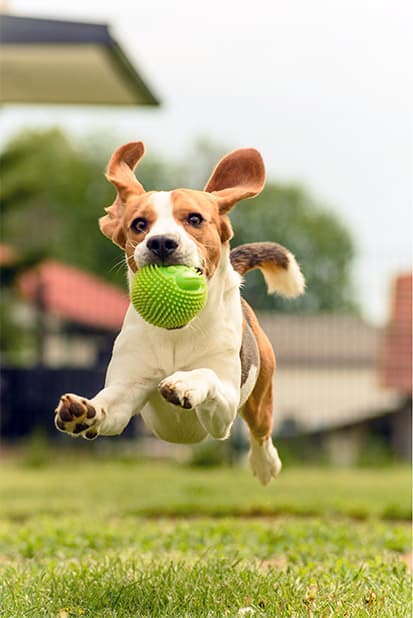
[159, 371, 210, 410]
[54, 394, 102, 440]
[159, 377, 194, 409]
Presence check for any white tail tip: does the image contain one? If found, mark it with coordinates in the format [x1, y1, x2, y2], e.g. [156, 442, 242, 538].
[263, 251, 306, 298]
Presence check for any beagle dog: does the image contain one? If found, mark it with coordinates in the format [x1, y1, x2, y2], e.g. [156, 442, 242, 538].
[55, 142, 305, 485]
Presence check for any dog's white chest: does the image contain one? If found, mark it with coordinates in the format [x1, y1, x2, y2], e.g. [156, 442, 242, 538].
[106, 261, 246, 444]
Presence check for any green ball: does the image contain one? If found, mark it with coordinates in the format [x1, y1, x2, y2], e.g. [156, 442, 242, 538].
[130, 264, 208, 329]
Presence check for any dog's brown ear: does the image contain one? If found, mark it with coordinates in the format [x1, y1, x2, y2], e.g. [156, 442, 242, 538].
[100, 141, 145, 247]
[219, 216, 234, 243]
[105, 141, 146, 199]
[99, 194, 128, 248]
[204, 148, 265, 214]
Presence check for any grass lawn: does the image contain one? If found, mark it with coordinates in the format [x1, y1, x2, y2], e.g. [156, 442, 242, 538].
[0, 455, 411, 617]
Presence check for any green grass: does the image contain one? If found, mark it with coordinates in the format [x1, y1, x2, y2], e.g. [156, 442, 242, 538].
[0, 457, 411, 617]
[1, 457, 411, 520]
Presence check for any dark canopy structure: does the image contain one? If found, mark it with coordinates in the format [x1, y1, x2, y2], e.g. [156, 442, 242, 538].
[0, 13, 160, 106]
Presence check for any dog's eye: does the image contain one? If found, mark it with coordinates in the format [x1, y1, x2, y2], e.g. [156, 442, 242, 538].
[131, 217, 148, 233]
[186, 213, 204, 227]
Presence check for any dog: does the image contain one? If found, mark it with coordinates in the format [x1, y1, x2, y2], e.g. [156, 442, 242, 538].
[54, 141, 305, 485]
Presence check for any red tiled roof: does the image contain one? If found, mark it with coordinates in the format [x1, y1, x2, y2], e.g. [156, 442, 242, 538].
[379, 272, 412, 394]
[18, 260, 129, 331]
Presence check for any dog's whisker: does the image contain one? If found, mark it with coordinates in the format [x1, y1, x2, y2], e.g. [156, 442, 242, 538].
[109, 256, 128, 273]
[126, 239, 138, 250]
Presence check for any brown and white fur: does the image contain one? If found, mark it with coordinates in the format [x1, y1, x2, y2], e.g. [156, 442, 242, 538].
[54, 142, 305, 485]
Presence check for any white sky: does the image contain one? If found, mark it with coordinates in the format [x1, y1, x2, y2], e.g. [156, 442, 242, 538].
[2, 0, 412, 323]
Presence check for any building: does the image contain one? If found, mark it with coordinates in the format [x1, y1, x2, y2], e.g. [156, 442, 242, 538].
[259, 314, 398, 435]
[0, 13, 160, 106]
[377, 272, 412, 459]
[16, 259, 128, 367]
[379, 273, 412, 395]
[257, 274, 412, 463]
[1, 258, 130, 439]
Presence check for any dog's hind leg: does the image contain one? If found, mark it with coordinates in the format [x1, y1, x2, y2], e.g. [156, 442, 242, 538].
[239, 302, 282, 485]
[241, 381, 282, 485]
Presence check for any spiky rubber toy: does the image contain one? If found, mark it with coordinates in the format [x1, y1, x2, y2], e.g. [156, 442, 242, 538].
[130, 264, 208, 329]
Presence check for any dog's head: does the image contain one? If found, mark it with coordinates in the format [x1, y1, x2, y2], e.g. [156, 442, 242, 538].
[100, 141, 265, 278]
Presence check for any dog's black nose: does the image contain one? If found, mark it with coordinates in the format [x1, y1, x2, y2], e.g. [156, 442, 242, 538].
[146, 235, 178, 261]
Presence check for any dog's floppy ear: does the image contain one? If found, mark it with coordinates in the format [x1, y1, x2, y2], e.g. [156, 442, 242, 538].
[204, 148, 265, 214]
[105, 141, 145, 199]
[100, 141, 145, 248]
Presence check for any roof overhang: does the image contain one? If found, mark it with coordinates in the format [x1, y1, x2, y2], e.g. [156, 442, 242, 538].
[0, 14, 160, 106]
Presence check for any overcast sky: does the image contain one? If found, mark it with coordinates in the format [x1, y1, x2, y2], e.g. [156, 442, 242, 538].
[2, 0, 412, 323]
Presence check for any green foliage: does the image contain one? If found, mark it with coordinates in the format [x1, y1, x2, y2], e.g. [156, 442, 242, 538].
[272, 432, 400, 468]
[0, 293, 36, 364]
[356, 433, 397, 468]
[1, 128, 358, 313]
[0, 128, 124, 287]
[21, 428, 51, 468]
[188, 439, 233, 468]
[0, 251, 46, 363]
[230, 184, 357, 312]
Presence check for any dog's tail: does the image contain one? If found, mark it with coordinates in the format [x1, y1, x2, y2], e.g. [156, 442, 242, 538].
[230, 242, 305, 298]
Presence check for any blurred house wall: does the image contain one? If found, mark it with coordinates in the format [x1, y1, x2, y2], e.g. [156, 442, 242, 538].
[258, 314, 399, 435]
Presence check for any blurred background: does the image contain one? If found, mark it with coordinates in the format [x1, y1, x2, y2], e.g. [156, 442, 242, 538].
[0, 0, 411, 467]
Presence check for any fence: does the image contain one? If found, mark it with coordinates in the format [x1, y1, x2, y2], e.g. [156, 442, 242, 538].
[1, 367, 104, 439]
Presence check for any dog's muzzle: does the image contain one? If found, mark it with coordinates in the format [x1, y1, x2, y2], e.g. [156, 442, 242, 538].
[136, 232, 204, 274]
[146, 235, 178, 262]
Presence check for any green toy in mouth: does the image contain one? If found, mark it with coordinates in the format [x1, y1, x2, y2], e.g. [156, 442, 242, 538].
[130, 264, 208, 329]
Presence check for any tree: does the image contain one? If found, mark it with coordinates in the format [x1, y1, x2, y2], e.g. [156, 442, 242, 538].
[230, 184, 357, 312]
[1, 128, 124, 287]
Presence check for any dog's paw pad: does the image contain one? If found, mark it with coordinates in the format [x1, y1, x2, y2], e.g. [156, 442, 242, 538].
[159, 381, 193, 409]
[84, 430, 98, 440]
[54, 394, 99, 438]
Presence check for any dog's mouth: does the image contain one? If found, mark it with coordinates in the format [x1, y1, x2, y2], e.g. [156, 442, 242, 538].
[141, 258, 204, 276]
